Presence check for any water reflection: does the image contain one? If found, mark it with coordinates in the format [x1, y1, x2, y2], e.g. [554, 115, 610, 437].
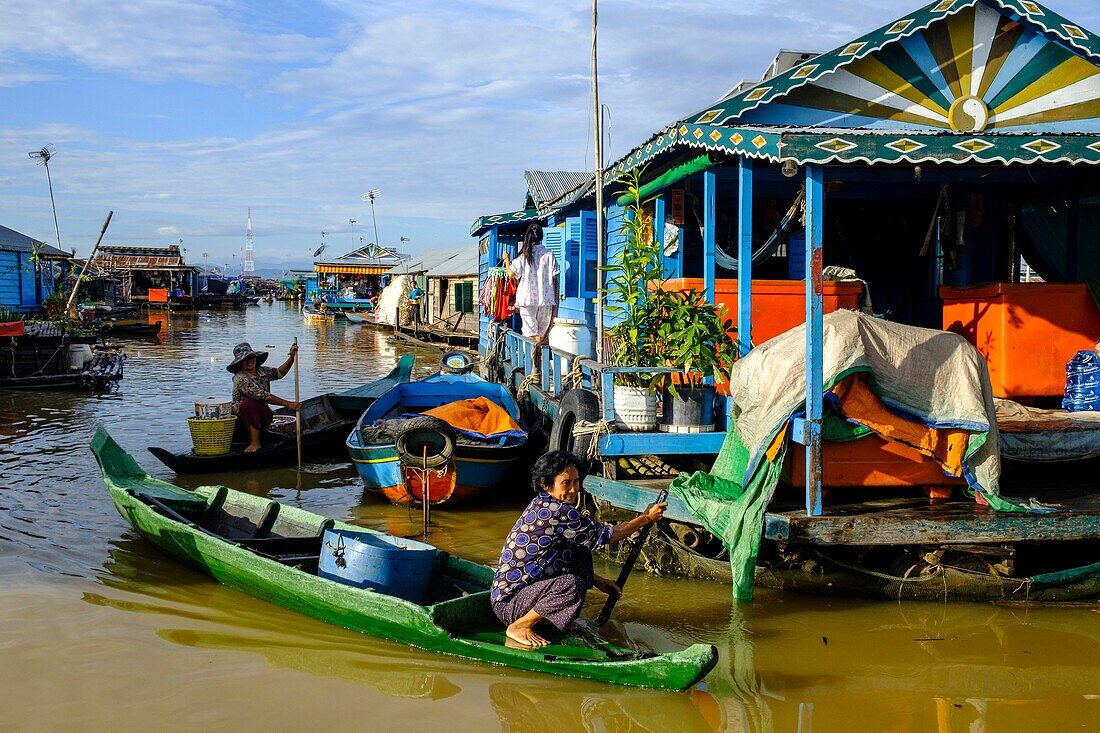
[4, 304, 1100, 731]
[488, 682, 723, 732]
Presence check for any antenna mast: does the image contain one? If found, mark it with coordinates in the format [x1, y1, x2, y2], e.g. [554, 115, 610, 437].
[243, 207, 255, 275]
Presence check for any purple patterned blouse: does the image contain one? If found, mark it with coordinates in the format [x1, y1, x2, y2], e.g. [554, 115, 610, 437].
[490, 491, 613, 603]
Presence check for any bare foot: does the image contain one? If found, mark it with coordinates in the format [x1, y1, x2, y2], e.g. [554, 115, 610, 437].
[505, 623, 549, 648]
[243, 444, 262, 453]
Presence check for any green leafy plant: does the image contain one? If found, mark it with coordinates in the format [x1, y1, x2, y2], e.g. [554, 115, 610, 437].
[645, 288, 736, 397]
[602, 169, 664, 387]
[602, 168, 737, 392]
[0, 307, 22, 323]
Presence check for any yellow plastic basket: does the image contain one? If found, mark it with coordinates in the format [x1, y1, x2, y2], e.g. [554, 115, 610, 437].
[187, 416, 238, 456]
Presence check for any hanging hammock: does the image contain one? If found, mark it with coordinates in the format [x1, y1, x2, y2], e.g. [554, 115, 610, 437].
[713, 185, 806, 274]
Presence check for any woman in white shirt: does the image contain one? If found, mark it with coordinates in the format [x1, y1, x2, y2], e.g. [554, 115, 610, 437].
[503, 224, 559, 344]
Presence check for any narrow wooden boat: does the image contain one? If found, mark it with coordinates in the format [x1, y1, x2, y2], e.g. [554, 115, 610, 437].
[92, 429, 718, 690]
[303, 306, 336, 323]
[100, 321, 162, 339]
[343, 311, 376, 325]
[148, 356, 414, 474]
[347, 372, 528, 505]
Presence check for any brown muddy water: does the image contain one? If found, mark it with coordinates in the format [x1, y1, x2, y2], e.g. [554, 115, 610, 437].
[0, 304, 1096, 732]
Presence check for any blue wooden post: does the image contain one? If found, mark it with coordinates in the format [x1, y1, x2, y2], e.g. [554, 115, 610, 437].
[703, 170, 717, 305]
[737, 157, 754, 358]
[601, 370, 616, 423]
[804, 165, 825, 517]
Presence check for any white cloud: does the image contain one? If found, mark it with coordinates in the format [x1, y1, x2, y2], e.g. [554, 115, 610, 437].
[2, 0, 1100, 262]
[0, 0, 326, 84]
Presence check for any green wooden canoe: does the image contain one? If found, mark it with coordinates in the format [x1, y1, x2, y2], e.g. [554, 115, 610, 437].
[91, 429, 718, 690]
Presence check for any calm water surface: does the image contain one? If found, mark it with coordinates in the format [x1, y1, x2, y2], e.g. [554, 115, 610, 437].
[1, 305, 1096, 732]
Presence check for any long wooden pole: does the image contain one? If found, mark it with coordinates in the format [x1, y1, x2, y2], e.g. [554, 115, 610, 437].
[595, 489, 667, 626]
[592, 0, 605, 358]
[64, 211, 113, 314]
[294, 337, 301, 470]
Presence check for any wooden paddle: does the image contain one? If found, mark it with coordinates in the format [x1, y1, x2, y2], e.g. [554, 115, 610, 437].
[293, 337, 301, 470]
[595, 488, 668, 626]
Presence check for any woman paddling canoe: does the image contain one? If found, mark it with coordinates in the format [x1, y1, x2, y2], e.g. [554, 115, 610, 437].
[490, 451, 666, 648]
[227, 342, 300, 453]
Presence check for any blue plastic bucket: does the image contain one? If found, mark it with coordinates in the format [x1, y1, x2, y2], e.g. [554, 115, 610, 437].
[318, 529, 439, 603]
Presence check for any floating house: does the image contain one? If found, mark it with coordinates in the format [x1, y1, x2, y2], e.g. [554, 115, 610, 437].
[310, 244, 408, 305]
[0, 225, 71, 313]
[475, 0, 1100, 600]
[92, 244, 197, 305]
[390, 245, 478, 329]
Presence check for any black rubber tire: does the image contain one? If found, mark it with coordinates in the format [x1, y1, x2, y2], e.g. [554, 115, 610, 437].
[549, 389, 601, 472]
[395, 416, 456, 469]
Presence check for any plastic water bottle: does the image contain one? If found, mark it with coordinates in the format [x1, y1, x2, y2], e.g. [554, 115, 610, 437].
[1063, 350, 1100, 411]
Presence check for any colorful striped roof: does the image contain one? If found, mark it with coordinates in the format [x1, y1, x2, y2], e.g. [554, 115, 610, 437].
[611, 0, 1100, 172]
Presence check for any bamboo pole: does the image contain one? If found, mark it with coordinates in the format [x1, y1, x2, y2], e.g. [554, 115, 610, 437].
[293, 337, 301, 470]
[64, 211, 113, 314]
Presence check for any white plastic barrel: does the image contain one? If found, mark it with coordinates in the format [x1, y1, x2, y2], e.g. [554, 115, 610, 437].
[548, 318, 594, 358]
[66, 344, 93, 371]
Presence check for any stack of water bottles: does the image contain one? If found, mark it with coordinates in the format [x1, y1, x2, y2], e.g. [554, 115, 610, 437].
[1063, 346, 1100, 411]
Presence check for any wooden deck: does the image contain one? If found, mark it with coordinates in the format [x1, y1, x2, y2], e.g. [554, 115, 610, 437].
[583, 476, 1100, 546]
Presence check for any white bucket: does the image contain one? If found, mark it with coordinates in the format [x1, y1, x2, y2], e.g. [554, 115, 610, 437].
[613, 386, 658, 432]
[66, 344, 93, 371]
[195, 398, 234, 420]
[548, 318, 594, 358]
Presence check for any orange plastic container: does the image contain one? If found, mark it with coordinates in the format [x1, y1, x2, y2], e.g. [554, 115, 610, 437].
[941, 283, 1100, 399]
[147, 287, 169, 304]
[785, 435, 965, 488]
[661, 279, 863, 346]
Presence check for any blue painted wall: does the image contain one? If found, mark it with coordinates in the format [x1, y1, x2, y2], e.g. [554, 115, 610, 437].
[0, 251, 57, 312]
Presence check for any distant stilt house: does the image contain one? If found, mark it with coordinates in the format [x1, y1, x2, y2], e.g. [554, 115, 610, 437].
[390, 246, 478, 330]
[91, 244, 198, 305]
[0, 224, 72, 314]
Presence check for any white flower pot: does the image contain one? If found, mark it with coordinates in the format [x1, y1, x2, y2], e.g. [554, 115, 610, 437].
[613, 386, 658, 432]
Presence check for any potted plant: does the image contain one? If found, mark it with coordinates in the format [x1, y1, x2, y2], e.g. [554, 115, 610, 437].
[603, 171, 663, 430]
[646, 287, 736, 432]
[603, 170, 737, 432]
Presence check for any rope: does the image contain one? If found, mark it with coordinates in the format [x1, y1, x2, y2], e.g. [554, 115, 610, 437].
[518, 372, 541, 394]
[562, 356, 590, 391]
[572, 419, 616, 462]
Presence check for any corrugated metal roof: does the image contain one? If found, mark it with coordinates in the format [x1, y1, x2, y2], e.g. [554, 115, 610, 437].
[426, 249, 477, 277]
[392, 245, 470, 275]
[524, 171, 592, 211]
[0, 225, 69, 258]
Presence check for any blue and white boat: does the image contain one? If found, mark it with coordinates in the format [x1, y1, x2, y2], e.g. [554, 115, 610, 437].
[347, 372, 528, 506]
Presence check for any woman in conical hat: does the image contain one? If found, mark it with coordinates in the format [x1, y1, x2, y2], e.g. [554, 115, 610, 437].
[226, 341, 299, 452]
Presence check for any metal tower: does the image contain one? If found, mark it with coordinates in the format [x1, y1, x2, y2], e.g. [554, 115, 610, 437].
[243, 207, 255, 275]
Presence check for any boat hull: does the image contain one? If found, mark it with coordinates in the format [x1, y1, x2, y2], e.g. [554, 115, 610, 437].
[93, 429, 718, 690]
[350, 441, 525, 505]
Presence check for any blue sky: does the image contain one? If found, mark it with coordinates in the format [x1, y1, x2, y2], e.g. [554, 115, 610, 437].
[2, 0, 1099, 272]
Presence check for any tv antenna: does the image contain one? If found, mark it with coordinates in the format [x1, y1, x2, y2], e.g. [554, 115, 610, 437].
[361, 190, 381, 246]
[28, 145, 62, 253]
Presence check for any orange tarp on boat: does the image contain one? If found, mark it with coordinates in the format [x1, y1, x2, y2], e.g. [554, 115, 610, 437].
[423, 397, 523, 439]
[831, 374, 969, 477]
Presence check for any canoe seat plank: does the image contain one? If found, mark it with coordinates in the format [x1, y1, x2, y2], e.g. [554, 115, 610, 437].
[203, 499, 279, 541]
